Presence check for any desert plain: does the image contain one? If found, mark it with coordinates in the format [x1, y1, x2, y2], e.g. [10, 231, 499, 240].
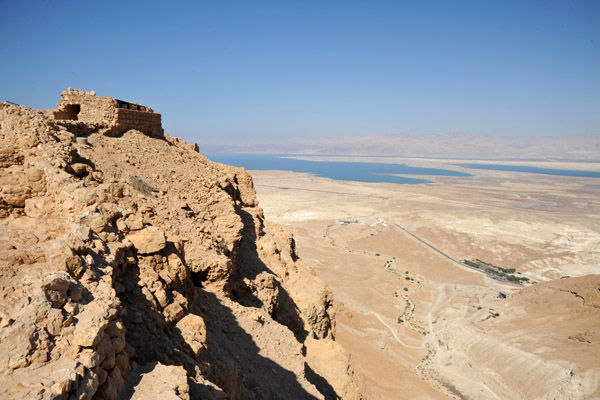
[248, 157, 600, 400]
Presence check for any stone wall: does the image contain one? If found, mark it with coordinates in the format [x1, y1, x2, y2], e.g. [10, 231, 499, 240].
[53, 88, 164, 138]
[54, 88, 115, 123]
[113, 108, 163, 139]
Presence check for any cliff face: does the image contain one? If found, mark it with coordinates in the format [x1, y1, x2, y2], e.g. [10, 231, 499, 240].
[0, 100, 363, 399]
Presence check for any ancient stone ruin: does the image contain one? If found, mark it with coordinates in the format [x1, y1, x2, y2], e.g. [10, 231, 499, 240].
[53, 88, 164, 138]
[0, 92, 365, 399]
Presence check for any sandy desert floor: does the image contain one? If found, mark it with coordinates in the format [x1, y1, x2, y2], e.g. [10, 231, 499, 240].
[248, 158, 600, 399]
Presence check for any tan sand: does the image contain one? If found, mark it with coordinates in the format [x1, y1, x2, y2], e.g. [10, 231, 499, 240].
[249, 160, 600, 399]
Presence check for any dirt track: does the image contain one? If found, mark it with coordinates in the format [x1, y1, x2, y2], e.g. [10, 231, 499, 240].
[250, 159, 600, 399]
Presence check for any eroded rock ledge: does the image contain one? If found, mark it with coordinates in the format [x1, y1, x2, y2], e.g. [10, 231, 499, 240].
[0, 93, 364, 399]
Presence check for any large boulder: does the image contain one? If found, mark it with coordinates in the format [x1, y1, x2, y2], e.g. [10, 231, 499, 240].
[127, 226, 166, 254]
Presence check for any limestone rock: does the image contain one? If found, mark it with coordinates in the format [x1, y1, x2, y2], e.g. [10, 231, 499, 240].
[0, 146, 23, 167]
[1, 185, 32, 207]
[78, 210, 107, 233]
[175, 314, 207, 357]
[127, 226, 166, 254]
[24, 168, 44, 182]
[305, 337, 365, 400]
[24, 196, 53, 218]
[122, 363, 189, 400]
[73, 303, 110, 348]
[42, 272, 72, 308]
[125, 214, 144, 231]
[0, 94, 364, 400]
[71, 163, 91, 176]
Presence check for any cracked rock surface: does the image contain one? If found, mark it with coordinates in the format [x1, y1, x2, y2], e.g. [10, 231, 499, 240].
[0, 102, 364, 399]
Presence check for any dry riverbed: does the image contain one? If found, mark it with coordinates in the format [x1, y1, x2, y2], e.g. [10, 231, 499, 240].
[249, 158, 600, 399]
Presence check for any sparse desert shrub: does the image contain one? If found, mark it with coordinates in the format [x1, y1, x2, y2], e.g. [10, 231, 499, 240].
[130, 175, 154, 195]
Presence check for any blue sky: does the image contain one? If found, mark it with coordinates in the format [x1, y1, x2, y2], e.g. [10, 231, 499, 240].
[1, 1, 599, 143]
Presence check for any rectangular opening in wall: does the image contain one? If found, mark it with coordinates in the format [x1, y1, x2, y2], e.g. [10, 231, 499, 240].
[56, 104, 81, 120]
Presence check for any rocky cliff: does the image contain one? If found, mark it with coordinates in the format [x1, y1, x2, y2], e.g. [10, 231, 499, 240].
[0, 98, 364, 399]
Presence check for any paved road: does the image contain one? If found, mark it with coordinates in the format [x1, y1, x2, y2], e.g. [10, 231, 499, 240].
[394, 223, 464, 268]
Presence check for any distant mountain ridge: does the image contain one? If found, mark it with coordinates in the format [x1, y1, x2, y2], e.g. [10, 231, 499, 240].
[201, 133, 600, 161]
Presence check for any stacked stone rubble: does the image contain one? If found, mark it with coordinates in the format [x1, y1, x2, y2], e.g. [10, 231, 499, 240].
[0, 95, 365, 400]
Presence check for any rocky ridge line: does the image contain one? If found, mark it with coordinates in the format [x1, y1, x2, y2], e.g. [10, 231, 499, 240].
[0, 100, 364, 399]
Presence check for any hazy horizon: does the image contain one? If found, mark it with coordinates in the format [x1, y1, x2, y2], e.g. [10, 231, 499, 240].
[199, 131, 600, 161]
[2, 1, 599, 144]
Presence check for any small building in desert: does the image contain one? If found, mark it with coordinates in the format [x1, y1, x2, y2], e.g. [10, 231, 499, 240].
[53, 88, 163, 138]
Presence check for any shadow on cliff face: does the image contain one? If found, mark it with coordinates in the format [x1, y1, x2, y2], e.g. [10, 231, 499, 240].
[115, 249, 220, 398]
[116, 242, 330, 399]
[223, 207, 341, 399]
[230, 208, 307, 342]
[195, 289, 322, 399]
[305, 362, 340, 400]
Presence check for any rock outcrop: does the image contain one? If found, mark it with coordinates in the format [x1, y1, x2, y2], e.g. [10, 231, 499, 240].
[0, 93, 364, 399]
